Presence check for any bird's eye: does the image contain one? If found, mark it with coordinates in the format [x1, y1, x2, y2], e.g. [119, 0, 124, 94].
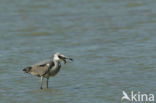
[58, 55, 65, 59]
[58, 55, 61, 58]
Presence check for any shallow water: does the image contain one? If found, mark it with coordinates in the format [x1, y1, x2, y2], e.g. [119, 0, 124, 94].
[0, 0, 156, 103]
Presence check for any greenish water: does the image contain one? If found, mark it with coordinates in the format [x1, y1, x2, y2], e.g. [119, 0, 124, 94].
[0, 0, 156, 103]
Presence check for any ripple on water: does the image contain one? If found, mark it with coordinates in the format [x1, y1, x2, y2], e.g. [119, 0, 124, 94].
[0, 0, 156, 103]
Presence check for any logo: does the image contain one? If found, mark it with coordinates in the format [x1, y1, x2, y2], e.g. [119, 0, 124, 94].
[121, 91, 154, 102]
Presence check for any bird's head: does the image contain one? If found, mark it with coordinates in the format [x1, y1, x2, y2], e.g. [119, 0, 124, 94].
[53, 53, 73, 64]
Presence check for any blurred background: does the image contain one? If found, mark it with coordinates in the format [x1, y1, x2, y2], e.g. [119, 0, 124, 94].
[0, 0, 156, 103]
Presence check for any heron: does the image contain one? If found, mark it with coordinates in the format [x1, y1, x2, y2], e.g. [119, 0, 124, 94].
[23, 53, 73, 89]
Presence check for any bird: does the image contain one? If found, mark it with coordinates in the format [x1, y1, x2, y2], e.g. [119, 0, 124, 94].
[23, 52, 73, 89]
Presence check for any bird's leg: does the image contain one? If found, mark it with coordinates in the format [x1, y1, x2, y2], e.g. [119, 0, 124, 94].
[46, 78, 49, 89]
[40, 76, 44, 89]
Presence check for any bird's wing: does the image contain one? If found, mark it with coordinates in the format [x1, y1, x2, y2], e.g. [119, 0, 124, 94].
[32, 59, 51, 67]
[43, 61, 54, 76]
[29, 59, 54, 76]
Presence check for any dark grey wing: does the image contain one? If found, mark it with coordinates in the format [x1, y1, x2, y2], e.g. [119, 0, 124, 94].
[43, 61, 54, 76]
[38, 64, 47, 67]
[29, 60, 54, 76]
[33, 59, 51, 67]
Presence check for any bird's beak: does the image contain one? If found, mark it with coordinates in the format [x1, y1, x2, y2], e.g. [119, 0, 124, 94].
[59, 55, 73, 64]
[63, 59, 67, 64]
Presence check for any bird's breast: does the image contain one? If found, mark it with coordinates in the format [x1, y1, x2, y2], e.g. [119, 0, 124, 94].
[48, 63, 61, 77]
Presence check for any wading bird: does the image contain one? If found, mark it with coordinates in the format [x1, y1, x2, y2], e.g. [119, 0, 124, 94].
[23, 53, 73, 89]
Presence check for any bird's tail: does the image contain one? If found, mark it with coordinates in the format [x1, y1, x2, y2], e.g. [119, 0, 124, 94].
[23, 67, 32, 73]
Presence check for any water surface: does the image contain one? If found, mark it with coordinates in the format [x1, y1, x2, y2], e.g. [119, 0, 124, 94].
[0, 0, 156, 103]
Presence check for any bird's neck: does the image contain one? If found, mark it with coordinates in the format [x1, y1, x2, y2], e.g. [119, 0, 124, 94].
[53, 60, 60, 68]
